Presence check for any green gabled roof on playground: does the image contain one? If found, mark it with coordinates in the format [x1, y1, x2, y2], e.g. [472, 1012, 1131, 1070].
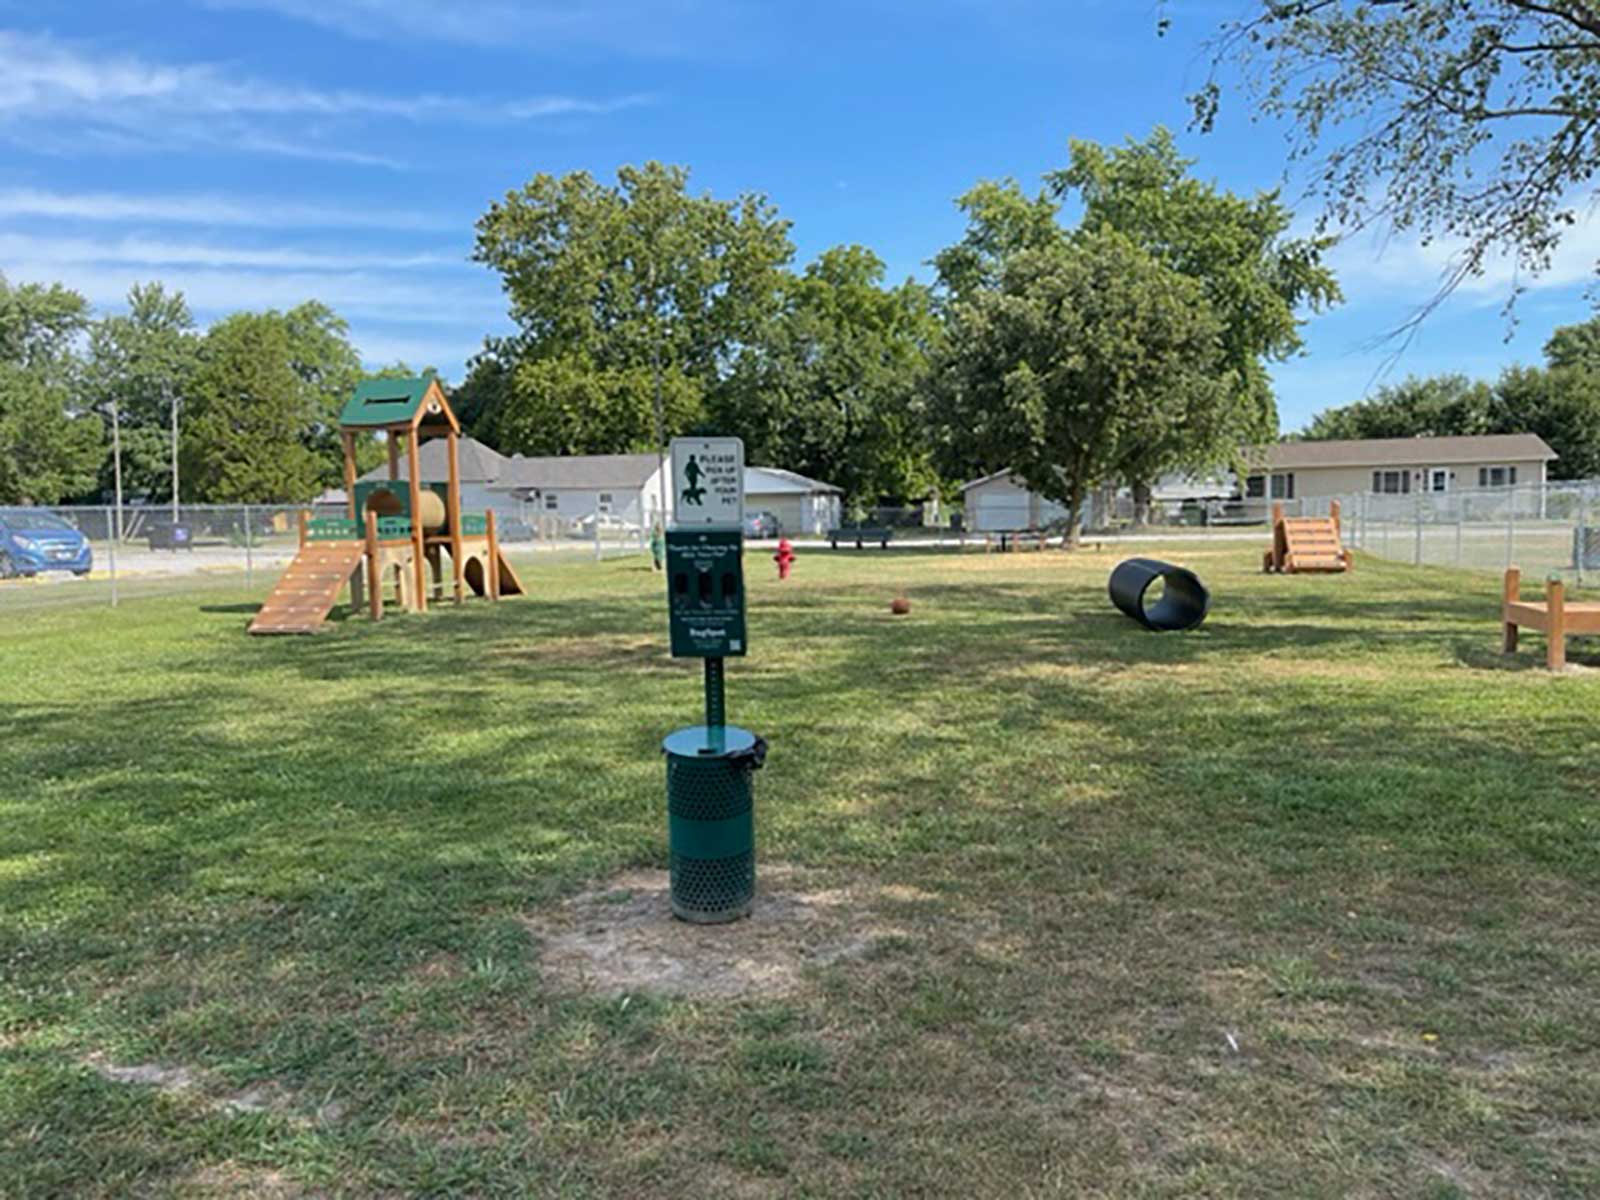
[338, 373, 456, 430]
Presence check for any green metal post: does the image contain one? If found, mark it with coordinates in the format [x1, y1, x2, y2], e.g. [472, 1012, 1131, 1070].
[704, 656, 726, 751]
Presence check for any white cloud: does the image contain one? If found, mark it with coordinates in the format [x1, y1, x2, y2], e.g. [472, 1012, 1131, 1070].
[197, 0, 752, 57]
[0, 232, 466, 272]
[1318, 212, 1600, 306]
[0, 187, 454, 231]
[4, 259, 501, 323]
[0, 29, 652, 163]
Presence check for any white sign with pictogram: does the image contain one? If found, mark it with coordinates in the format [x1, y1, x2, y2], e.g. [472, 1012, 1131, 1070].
[670, 437, 744, 528]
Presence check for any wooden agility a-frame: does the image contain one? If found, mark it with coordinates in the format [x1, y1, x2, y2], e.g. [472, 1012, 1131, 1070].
[249, 375, 522, 634]
[1262, 500, 1354, 574]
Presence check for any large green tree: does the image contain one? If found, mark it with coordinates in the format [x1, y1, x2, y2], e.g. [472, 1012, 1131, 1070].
[1305, 375, 1496, 442]
[0, 276, 101, 505]
[471, 162, 794, 456]
[928, 232, 1229, 543]
[183, 313, 324, 503]
[716, 245, 941, 501]
[1304, 361, 1600, 482]
[1181, 1, 1600, 312]
[1544, 313, 1600, 374]
[1050, 129, 1341, 518]
[86, 283, 200, 506]
[281, 301, 366, 488]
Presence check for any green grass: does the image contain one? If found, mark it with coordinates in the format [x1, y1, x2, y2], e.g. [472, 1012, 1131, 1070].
[3, 545, 1599, 1197]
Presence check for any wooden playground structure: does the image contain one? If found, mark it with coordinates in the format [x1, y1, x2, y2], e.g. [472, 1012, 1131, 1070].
[249, 375, 523, 635]
[1262, 500, 1355, 574]
[1501, 567, 1600, 671]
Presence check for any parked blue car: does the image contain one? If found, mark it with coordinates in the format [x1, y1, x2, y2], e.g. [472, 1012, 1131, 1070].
[0, 508, 93, 578]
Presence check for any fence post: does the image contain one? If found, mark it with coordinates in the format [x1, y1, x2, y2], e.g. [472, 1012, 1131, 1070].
[1506, 492, 1516, 570]
[105, 505, 118, 609]
[1455, 493, 1464, 568]
[243, 503, 254, 589]
[593, 513, 602, 562]
[1577, 486, 1587, 586]
[1414, 493, 1424, 566]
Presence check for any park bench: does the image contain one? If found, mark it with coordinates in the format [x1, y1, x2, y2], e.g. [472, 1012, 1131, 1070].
[985, 530, 1050, 553]
[828, 526, 893, 549]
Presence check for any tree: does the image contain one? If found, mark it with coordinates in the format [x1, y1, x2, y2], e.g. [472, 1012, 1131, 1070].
[0, 276, 101, 505]
[1491, 364, 1600, 480]
[1050, 129, 1341, 520]
[1181, 1, 1600, 316]
[1304, 363, 1600, 481]
[716, 245, 941, 502]
[928, 232, 1228, 543]
[472, 162, 793, 459]
[281, 301, 367, 487]
[86, 283, 200, 508]
[183, 313, 324, 503]
[930, 179, 1068, 306]
[1304, 375, 1496, 441]
[1545, 313, 1600, 373]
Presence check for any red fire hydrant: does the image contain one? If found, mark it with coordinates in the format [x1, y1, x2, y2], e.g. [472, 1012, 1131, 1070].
[774, 537, 795, 581]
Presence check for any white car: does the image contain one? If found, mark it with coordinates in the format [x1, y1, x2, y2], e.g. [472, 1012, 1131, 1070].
[574, 512, 641, 537]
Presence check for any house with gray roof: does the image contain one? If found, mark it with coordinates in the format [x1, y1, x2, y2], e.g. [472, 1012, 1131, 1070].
[1244, 434, 1557, 503]
[357, 436, 844, 533]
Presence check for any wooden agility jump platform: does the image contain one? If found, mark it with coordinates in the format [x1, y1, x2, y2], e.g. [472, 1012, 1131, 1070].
[1263, 500, 1354, 574]
[1501, 567, 1600, 671]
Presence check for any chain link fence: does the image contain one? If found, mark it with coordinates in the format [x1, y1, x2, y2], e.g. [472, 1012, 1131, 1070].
[0, 502, 648, 613]
[1333, 481, 1600, 583]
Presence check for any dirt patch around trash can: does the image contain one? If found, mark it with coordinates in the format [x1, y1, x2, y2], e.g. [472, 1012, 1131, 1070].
[526, 867, 927, 999]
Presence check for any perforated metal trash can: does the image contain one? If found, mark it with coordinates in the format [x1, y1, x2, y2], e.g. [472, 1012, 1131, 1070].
[663, 725, 766, 923]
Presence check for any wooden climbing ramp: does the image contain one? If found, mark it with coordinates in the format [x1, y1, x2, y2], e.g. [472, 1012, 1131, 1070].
[1263, 500, 1354, 574]
[248, 541, 366, 635]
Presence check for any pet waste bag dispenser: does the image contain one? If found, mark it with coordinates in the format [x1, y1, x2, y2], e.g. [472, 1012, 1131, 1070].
[663, 437, 765, 923]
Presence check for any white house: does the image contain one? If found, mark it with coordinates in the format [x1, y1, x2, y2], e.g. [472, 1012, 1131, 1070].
[361, 436, 844, 532]
[498, 453, 670, 528]
[960, 435, 1560, 531]
[745, 467, 843, 535]
[1243, 434, 1557, 502]
[958, 470, 1218, 531]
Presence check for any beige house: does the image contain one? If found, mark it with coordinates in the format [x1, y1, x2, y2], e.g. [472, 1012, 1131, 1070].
[1244, 434, 1558, 503]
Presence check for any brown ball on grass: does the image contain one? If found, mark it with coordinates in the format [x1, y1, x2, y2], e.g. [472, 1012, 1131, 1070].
[890, 596, 911, 615]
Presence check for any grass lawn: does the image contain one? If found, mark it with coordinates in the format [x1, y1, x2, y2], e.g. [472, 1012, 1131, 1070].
[3, 545, 1598, 1197]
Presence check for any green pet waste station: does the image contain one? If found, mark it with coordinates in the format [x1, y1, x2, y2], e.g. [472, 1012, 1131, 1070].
[663, 527, 766, 923]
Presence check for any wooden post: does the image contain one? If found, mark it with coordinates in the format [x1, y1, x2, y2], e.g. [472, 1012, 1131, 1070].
[487, 509, 502, 602]
[298, 509, 309, 549]
[447, 429, 465, 604]
[387, 432, 400, 481]
[1548, 577, 1567, 670]
[342, 431, 358, 521]
[1502, 568, 1521, 654]
[406, 425, 427, 613]
[1330, 499, 1342, 543]
[365, 508, 382, 621]
[1270, 500, 1286, 572]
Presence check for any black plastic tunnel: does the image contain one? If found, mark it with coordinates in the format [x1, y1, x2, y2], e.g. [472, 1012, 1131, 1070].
[1107, 558, 1210, 632]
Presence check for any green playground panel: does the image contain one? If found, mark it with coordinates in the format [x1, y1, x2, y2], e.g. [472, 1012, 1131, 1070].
[461, 513, 488, 536]
[353, 479, 450, 522]
[306, 517, 360, 542]
[376, 517, 412, 540]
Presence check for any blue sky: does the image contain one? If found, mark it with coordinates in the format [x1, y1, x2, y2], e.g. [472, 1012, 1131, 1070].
[4, 0, 1596, 432]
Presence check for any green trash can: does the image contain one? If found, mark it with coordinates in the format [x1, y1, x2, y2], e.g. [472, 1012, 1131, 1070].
[663, 724, 765, 923]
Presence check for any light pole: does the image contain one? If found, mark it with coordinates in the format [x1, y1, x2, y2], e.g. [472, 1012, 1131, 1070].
[167, 379, 179, 523]
[110, 397, 125, 543]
